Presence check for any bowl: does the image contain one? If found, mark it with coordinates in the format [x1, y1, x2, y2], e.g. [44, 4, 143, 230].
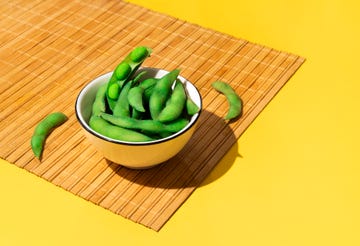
[75, 67, 202, 169]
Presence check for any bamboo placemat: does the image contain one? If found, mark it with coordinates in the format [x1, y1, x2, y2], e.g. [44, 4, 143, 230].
[0, 0, 304, 231]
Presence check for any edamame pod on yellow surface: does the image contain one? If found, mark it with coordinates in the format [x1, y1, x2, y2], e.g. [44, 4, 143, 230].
[211, 81, 243, 120]
[31, 112, 68, 159]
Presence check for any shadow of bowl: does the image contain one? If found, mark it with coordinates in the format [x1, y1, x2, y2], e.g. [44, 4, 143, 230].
[107, 110, 239, 189]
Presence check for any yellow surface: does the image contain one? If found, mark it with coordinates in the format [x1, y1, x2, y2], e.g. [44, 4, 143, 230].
[1, 0, 359, 245]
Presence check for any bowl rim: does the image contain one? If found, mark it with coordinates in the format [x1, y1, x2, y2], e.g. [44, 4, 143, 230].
[75, 67, 202, 146]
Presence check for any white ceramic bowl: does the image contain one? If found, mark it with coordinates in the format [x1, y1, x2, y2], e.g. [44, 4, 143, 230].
[75, 67, 202, 169]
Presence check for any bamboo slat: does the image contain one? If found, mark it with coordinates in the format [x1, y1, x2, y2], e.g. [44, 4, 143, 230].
[0, 0, 304, 231]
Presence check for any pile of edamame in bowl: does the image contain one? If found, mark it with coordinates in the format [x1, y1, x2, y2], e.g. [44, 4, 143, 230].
[74, 46, 205, 168]
[88, 46, 201, 143]
[32, 45, 242, 168]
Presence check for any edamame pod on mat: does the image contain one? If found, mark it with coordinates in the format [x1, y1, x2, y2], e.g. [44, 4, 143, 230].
[106, 46, 152, 111]
[31, 112, 68, 159]
[211, 81, 243, 120]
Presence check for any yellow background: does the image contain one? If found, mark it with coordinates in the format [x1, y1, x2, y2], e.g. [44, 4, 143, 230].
[1, 0, 359, 245]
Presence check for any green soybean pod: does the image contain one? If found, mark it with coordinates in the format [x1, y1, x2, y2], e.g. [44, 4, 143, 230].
[157, 131, 173, 139]
[131, 107, 144, 119]
[143, 86, 155, 102]
[135, 77, 158, 104]
[106, 46, 152, 111]
[127, 86, 146, 112]
[107, 82, 121, 100]
[132, 70, 148, 86]
[31, 112, 68, 159]
[89, 115, 153, 142]
[139, 77, 158, 89]
[148, 118, 189, 139]
[163, 118, 189, 132]
[124, 71, 150, 115]
[107, 62, 131, 100]
[100, 113, 188, 134]
[185, 97, 200, 116]
[140, 78, 158, 104]
[149, 69, 180, 120]
[100, 113, 164, 133]
[114, 62, 132, 81]
[157, 80, 186, 122]
[112, 80, 133, 117]
[130, 46, 152, 62]
[117, 47, 151, 86]
[211, 81, 243, 120]
[91, 83, 107, 116]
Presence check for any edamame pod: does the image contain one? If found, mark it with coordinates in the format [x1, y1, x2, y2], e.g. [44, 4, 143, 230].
[127, 77, 159, 113]
[107, 63, 131, 101]
[144, 86, 155, 102]
[162, 118, 189, 133]
[106, 46, 152, 110]
[185, 97, 200, 116]
[130, 46, 151, 62]
[211, 81, 243, 120]
[149, 69, 180, 120]
[128, 86, 146, 112]
[91, 83, 107, 116]
[100, 113, 188, 134]
[131, 107, 144, 119]
[114, 62, 132, 81]
[89, 115, 153, 142]
[132, 70, 148, 86]
[139, 77, 158, 89]
[141, 78, 158, 102]
[113, 79, 133, 117]
[31, 112, 68, 159]
[157, 80, 186, 122]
